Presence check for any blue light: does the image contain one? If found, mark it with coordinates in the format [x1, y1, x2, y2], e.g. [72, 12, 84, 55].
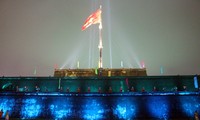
[49, 98, 72, 119]
[82, 98, 105, 120]
[112, 97, 137, 119]
[114, 105, 127, 118]
[0, 97, 15, 117]
[147, 96, 170, 119]
[179, 96, 200, 117]
[20, 98, 42, 118]
[194, 75, 198, 89]
[54, 109, 71, 119]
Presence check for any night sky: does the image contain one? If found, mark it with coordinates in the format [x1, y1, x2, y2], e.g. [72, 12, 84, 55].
[0, 0, 200, 76]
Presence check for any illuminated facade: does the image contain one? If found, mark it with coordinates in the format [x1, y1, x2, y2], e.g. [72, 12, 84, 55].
[0, 75, 199, 119]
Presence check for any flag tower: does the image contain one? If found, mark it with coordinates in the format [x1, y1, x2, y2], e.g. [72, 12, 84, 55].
[82, 6, 103, 68]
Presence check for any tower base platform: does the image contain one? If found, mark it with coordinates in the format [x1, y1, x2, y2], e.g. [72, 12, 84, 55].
[54, 68, 147, 77]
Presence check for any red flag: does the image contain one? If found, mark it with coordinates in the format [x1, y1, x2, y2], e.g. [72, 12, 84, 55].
[82, 8, 102, 31]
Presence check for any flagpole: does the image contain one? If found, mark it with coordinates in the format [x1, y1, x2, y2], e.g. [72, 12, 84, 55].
[82, 6, 103, 68]
[98, 5, 103, 68]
